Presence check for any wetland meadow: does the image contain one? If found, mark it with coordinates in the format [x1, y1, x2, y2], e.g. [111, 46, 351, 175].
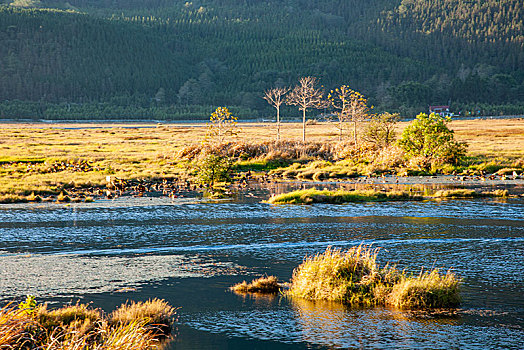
[1, 118, 523, 349]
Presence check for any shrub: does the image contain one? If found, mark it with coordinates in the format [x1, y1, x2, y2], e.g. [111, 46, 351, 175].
[398, 113, 467, 168]
[196, 154, 233, 187]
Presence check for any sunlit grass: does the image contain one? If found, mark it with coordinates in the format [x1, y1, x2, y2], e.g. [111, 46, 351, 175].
[0, 298, 176, 349]
[287, 246, 461, 309]
[267, 188, 422, 204]
[109, 298, 176, 335]
[231, 276, 281, 294]
[433, 189, 508, 198]
[0, 119, 521, 200]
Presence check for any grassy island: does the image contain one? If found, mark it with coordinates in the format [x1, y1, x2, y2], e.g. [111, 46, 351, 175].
[231, 246, 460, 309]
[267, 188, 423, 204]
[287, 246, 460, 308]
[267, 188, 510, 204]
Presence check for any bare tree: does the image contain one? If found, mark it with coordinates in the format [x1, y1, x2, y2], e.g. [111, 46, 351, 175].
[328, 85, 352, 141]
[347, 89, 370, 146]
[263, 87, 289, 141]
[362, 112, 400, 148]
[287, 77, 325, 142]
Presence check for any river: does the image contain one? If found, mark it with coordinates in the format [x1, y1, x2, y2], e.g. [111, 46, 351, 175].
[0, 185, 523, 349]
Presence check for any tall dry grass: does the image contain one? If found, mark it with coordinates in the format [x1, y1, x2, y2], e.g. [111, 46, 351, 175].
[0, 298, 175, 349]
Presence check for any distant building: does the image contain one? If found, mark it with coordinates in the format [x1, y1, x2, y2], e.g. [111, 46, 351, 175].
[429, 105, 454, 117]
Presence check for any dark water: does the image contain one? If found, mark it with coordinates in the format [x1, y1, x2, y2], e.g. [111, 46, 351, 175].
[0, 189, 523, 349]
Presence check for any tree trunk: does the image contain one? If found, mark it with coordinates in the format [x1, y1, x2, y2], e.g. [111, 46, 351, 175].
[276, 107, 280, 142]
[353, 121, 357, 146]
[302, 109, 306, 142]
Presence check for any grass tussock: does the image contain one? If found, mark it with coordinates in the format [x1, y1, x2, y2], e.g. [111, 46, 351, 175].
[387, 270, 461, 309]
[231, 276, 281, 294]
[287, 246, 461, 309]
[109, 298, 175, 335]
[268, 188, 422, 205]
[0, 297, 176, 349]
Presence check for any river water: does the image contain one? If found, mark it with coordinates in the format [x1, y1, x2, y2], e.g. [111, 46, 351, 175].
[0, 185, 523, 349]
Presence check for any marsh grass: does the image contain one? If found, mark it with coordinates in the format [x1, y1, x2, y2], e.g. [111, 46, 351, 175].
[109, 299, 176, 335]
[287, 246, 461, 309]
[268, 188, 422, 204]
[387, 270, 461, 309]
[433, 189, 508, 198]
[231, 276, 281, 294]
[0, 298, 176, 349]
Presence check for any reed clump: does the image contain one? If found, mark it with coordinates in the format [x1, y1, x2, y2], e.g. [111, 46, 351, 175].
[287, 246, 461, 309]
[231, 276, 281, 294]
[0, 297, 176, 349]
[268, 188, 422, 205]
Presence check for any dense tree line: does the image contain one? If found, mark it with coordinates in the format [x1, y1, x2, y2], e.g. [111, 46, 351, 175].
[0, 0, 522, 120]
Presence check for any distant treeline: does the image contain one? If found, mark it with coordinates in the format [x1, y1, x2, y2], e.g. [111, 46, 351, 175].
[0, 0, 522, 120]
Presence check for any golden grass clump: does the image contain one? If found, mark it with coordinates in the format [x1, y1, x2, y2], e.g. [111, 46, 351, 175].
[109, 298, 175, 335]
[231, 276, 281, 294]
[287, 246, 461, 309]
[287, 246, 384, 304]
[387, 270, 461, 309]
[268, 188, 421, 205]
[0, 298, 176, 349]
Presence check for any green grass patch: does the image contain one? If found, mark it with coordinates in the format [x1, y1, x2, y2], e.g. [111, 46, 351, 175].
[267, 188, 422, 205]
[287, 246, 461, 309]
[234, 159, 291, 172]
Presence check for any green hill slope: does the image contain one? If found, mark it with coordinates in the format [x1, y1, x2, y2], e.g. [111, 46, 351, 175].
[0, 0, 522, 119]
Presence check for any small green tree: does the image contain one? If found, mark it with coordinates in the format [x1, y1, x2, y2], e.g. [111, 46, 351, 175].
[205, 107, 239, 145]
[362, 112, 399, 149]
[197, 154, 232, 187]
[398, 113, 467, 168]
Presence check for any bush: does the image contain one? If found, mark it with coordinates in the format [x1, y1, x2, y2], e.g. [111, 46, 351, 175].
[196, 154, 233, 187]
[398, 113, 467, 169]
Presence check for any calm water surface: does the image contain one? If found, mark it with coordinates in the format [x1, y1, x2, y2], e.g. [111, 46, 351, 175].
[0, 187, 523, 349]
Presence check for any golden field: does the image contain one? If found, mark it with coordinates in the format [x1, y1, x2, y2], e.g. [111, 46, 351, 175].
[0, 118, 522, 196]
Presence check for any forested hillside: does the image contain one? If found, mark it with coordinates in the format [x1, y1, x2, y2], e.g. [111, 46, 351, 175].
[0, 0, 522, 120]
